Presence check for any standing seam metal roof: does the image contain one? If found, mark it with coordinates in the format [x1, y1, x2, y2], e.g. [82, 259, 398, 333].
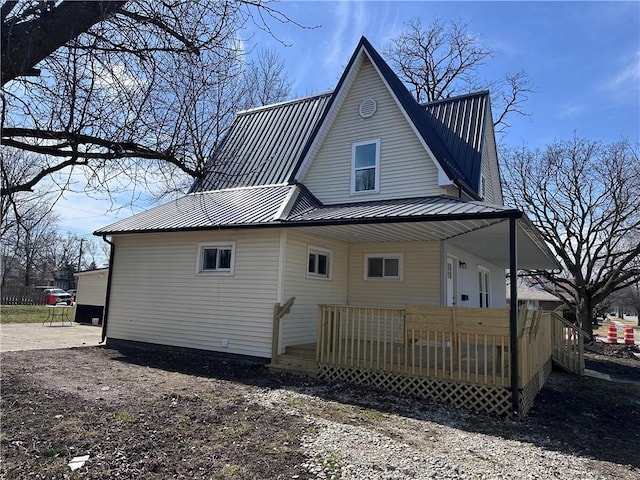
[423, 91, 488, 191]
[94, 185, 295, 234]
[95, 186, 518, 235]
[192, 93, 332, 192]
[286, 195, 516, 222]
[191, 37, 490, 199]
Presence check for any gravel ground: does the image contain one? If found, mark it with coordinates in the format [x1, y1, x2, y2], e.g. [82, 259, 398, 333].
[1, 343, 639, 479]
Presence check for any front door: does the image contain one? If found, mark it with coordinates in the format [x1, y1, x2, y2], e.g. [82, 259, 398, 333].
[446, 256, 457, 306]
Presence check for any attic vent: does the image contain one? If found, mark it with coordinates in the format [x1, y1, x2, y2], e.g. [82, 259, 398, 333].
[358, 97, 377, 118]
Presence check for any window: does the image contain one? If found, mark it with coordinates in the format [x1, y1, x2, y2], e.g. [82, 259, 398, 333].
[197, 242, 235, 274]
[308, 247, 331, 279]
[365, 254, 402, 280]
[351, 140, 380, 193]
[478, 267, 490, 307]
[480, 175, 487, 199]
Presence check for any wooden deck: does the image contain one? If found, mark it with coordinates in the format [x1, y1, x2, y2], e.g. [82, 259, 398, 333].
[269, 304, 583, 416]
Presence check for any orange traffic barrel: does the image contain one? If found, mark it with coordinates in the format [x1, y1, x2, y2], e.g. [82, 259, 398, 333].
[607, 324, 618, 344]
[623, 327, 635, 345]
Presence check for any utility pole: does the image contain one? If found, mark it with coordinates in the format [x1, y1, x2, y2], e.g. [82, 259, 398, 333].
[78, 238, 84, 271]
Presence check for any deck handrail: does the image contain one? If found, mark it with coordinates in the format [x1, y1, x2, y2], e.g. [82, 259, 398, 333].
[316, 305, 553, 388]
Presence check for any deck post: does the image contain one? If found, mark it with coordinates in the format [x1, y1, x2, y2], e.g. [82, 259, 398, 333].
[509, 217, 519, 415]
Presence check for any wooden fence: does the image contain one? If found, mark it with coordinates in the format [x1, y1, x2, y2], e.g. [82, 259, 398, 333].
[1, 286, 46, 305]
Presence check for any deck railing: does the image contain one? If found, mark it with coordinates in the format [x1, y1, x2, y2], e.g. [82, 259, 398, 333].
[317, 304, 554, 389]
[548, 310, 586, 375]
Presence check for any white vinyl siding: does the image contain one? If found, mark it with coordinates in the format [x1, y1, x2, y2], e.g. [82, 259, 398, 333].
[301, 56, 441, 203]
[348, 242, 441, 308]
[443, 242, 506, 308]
[280, 231, 348, 349]
[481, 113, 503, 205]
[107, 230, 281, 358]
[75, 270, 108, 306]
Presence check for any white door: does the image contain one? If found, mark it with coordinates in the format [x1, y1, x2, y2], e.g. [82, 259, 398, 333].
[478, 267, 490, 307]
[446, 256, 456, 306]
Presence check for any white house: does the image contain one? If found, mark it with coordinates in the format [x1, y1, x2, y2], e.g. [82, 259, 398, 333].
[95, 38, 573, 415]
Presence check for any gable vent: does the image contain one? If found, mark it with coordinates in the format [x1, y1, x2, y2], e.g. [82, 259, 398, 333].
[358, 97, 377, 118]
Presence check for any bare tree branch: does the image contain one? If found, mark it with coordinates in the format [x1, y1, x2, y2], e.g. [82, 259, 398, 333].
[502, 137, 640, 337]
[385, 17, 534, 134]
[1, 1, 127, 84]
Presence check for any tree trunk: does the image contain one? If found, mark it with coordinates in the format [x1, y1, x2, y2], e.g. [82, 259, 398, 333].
[575, 296, 594, 340]
[2, 1, 127, 84]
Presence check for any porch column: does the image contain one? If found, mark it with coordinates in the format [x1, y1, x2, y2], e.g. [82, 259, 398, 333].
[509, 217, 519, 415]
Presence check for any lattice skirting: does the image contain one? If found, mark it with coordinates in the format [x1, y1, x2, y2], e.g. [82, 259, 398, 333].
[519, 359, 553, 415]
[318, 364, 515, 416]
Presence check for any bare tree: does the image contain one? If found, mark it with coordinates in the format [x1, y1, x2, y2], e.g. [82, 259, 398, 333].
[501, 137, 640, 338]
[385, 17, 533, 135]
[1, 0, 299, 200]
[1, 196, 59, 287]
[245, 48, 293, 107]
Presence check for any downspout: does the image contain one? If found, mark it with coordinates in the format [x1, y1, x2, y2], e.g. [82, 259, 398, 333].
[509, 217, 519, 415]
[100, 234, 115, 344]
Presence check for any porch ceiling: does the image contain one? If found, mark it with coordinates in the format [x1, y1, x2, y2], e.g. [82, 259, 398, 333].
[293, 217, 560, 271]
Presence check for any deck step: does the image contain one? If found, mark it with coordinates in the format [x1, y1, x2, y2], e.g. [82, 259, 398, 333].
[284, 345, 316, 358]
[267, 359, 318, 377]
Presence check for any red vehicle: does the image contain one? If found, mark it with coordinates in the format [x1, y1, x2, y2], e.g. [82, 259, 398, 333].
[43, 288, 73, 305]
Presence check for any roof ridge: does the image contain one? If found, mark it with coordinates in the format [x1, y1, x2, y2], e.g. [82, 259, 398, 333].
[187, 183, 291, 196]
[236, 91, 333, 116]
[420, 90, 490, 107]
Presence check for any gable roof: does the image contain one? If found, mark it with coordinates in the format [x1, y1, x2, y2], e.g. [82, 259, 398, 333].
[191, 37, 492, 198]
[292, 37, 484, 197]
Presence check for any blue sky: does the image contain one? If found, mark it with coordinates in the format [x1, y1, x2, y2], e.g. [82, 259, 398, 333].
[57, 0, 639, 245]
[245, 0, 639, 147]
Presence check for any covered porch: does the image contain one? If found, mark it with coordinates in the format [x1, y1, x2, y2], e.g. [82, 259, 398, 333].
[269, 203, 568, 415]
[270, 304, 584, 416]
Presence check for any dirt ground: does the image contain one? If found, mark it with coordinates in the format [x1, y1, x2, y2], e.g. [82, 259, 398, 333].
[1, 341, 639, 479]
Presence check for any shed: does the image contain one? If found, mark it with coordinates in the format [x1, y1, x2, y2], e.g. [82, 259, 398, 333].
[74, 268, 108, 324]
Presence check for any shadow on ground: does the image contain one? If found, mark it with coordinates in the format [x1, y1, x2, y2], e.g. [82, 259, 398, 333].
[108, 343, 640, 470]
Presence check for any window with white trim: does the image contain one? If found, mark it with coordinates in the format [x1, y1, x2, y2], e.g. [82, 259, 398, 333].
[365, 254, 402, 280]
[307, 247, 331, 279]
[351, 139, 380, 193]
[197, 242, 235, 274]
[478, 267, 490, 307]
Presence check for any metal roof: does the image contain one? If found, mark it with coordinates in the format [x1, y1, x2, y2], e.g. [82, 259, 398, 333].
[95, 188, 516, 236]
[287, 195, 516, 223]
[95, 185, 295, 234]
[423, 91, 488, 193]
[190, 37, 490, 198]
[191, 93, 332, 192]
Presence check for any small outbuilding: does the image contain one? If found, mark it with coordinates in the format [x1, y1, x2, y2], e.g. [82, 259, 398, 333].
[507, 285, 564, 312]
[73, 268, 108, 325]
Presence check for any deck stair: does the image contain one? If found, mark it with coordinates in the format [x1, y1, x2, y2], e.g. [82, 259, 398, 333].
[267, 343, 318, 376]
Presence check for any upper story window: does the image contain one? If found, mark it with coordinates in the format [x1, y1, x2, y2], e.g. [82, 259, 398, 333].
[365, 254, 402, 280]
[308, 247, 331, 279]
[480, 175, 487, 200]
[351, 139, 380, 194]
[197, 242, 236, 275]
